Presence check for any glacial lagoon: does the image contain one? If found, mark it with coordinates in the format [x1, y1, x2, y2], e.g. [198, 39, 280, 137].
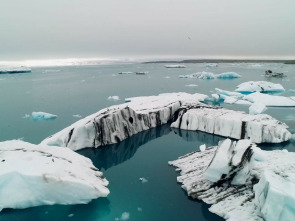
[0, 62, 295, 220]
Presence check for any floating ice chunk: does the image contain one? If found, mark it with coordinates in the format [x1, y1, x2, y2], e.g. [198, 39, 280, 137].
[165, 64, 186, 68]
[118, 72, 133, 74]
[31, 112, 57, 121]
[171, 104, 291, 143]
[185, 84, 198, 87]
[244, 92, 295, 106]
[108, 96, 120, 101]
[205, 63, 218, 67]
[120, 212, 130, 220]
[135, 71, 148, 75]
[0, 140, 109, 211]
[215, 88, 244, 99]
[0, 66, 31, 74]
[254, 171, 295, 221]
[68, 214, 74, 217]
[249, 102, 267, 115]
[179, 72, 215, 79]
[164, 76, 171, 79]
[137, 207, 142, 212]
[216, 72, 241, 79]
[139, 177, 148, 183]
[199, 144, 206, 152]
[264, 70, 286, 78]
[289, 89, 295, 93]
[235, 81, 285, 94]
[23, 114, 31, 119]
[72, 114, 82, 118]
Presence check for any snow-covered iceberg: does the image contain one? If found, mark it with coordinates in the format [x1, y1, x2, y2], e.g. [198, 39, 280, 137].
[0, 66, 31, 74]
[216, 72, 241, 79]
[0, 140, 109, 211]
[41, 93, 208, 151]
[165, 64, 186, 68]
[169, 139, 295, 221]
[244, 92, 295, 107]
[179, 71, 215, 79]
[171, 104, 291, 143]
[235, 81, 285, 94]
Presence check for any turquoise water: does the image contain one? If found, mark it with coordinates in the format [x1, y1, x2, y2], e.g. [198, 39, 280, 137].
[0, 62, 295, 220]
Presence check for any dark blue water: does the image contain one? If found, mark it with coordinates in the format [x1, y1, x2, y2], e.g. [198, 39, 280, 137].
[0, 62, 294, 220]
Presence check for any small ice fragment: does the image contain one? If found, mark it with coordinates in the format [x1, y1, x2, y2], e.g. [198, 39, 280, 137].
[139, 177, 148, 183]
[120, 212, 130, 220]
[137, 207, 142, 212]
[185, 84, 198, 87]
[164, 76, 171, 79]
[199, 144, 206, 152]
[115, 218, 119, 221]
[289, 89, 295, 93]
[72, 114, 82, 118]
[68, 214, 74, 217]
[81, 80, 86, 83]
[205, 63, 218, 67]
[165, 64, 186, 68]
[31, 112, 57, 121]
[23, 114, 30, 119]
[108, 96, 120, 101]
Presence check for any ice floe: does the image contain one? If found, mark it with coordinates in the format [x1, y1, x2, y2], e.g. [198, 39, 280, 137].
[264, 70, 286, 78]
[72, 114, 82, 118]
[185, 84, 198, 87]
[171, 104, 291, 143]
[289, 89, 295, 93]
[249, 102, 267, 115]
[165, 64, 186, 68]
[235, 81, 285, 94]
[0, 66, 31, 74]
[244, 92, 295, 107]
[216, 72, 241, 79]
[26, 112, 58, 121]
[108, 96, 120, 101]
[169, 139, 295, 221]
[179, 71, 215, 79]
[41, 93, 208, 150]
[205, 63, 218, 67]
[0, 140, 109, 211]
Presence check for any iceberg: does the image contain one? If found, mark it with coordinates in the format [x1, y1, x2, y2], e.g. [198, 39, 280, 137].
[165, 64, 186, 68]
[244, 92, 295, 107]
[31, 112, 57, 121]
[289, 89, 295, 93]
[205, 63, 218, 67]
[0, 140, 109, 211]
[41, 93, 208, 151]
[264, 70, 286, 78]
[216, 72, 241, 79]
[235, 81, 285, 94]
[0, 66, 31, 74]
[108, 96, 120, 101]
[171, 104, 291, 143]
[179, 72, 215, 79]
[249, 102, 267, 115]
[169, 139, 295, 221]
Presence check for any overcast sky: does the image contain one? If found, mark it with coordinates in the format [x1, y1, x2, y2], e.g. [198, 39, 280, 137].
[1, 0, 295, 61]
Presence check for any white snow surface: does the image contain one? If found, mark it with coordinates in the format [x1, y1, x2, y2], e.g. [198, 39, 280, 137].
[31, 112, 57, 120]
[170, 139, 295, 221]
[41, 93, 208, 151]
[235, 81, 285, 94]
[171, 104, 291, 143]
[0, 140, 109, 211]
[249, 102, 267, 115]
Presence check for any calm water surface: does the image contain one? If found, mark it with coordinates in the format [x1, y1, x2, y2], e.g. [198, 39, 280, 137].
[0, 62, 294, 220]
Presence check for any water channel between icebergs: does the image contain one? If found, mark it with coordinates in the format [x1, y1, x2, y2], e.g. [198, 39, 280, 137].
[0, 62, 295, 220]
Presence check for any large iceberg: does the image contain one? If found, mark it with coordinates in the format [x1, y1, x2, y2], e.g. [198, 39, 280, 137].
[41, 93, 208, 151]
[0, 140, 109, 211]
[0, 66, 31, 74]
[169, 139, 295, 221]
[171, 104, 291, 143]
[235, 81, 285, 94]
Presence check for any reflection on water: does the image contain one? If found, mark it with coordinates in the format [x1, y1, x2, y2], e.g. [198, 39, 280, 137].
[78, 124, 172, 171]
[172, 128, 225, 146]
